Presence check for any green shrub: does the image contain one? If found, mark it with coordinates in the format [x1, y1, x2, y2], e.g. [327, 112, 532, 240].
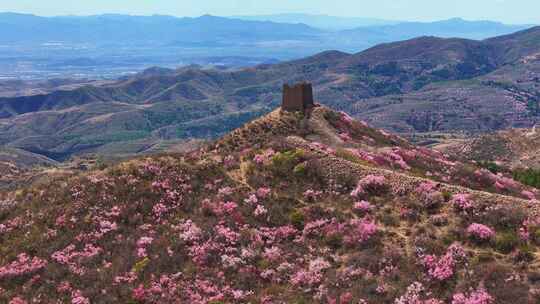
[494, 231, 520, 253]
[478, 161, 503, 174]
[325, 234, 343, 249]
[531, 228, 540, 246]
[513, 168, 540, 189]
[132, 257, 150, 273]
[515, 244, 535, 262]
[271, 149, 304, 176]
[289, 210, 305, 230]
[442, 191, 452, 202]
[293, 163, 307, 177]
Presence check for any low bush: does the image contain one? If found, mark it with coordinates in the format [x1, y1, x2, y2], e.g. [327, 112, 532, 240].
[289, 210, 306, 230]
[271, 149, 305, 176]
[494, 231, 520, 254]
[513, 168, 540, 189]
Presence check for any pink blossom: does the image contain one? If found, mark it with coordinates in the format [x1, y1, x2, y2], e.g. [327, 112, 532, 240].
[218, 186, 234, 197]
[395, 282, 443, 304]
[177, 220, 202, 242]
[452, 286, 493, 304]
[467, 223, 495, 241]
[244, 194, 258, 204]
[71, 290, 90, 304]
[222, 201, 238, 213]
[353, 200, 374, 212]
[339, 132, 352, 142]
[340, 111, 355, 124]
[254, 205, 268, 217]
[132, 284, 147, 301]
[451, 194, 473, 211]
[290, 257, 331, 286]
[386, 149, 411, 170]
[421, 243, 466, 281]
[256, 187, 271, 198]
[152, 203, 169, 218]
[522, 190, 536, 200]
[253, 149, 275, 165]
[350, 218, 377, 243]
[9, 297, 27, 304]
[0, 253, 47, 279]
[519, 226, 530, 241]
[136, 236, 154, 258]
[351, 175, 386, 197]
[223, 155, 236, 168]
[303, 189, 323, 200]
[263, 246, 282, 261]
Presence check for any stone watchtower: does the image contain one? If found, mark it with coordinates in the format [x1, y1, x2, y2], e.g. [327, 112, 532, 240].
[281, 82, 315, 113]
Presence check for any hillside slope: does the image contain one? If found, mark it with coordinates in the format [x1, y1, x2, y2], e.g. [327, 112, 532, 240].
[1, 106, 540, 303]
[437, 125, 540, 170]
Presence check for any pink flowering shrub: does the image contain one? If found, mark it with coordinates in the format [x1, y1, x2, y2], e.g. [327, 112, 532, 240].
[467, 223, 495, 242]
[415, 181, 444, 209]
[71, 290, 90, 304]
[385, 150, 411, 170]
[0, 254, 47, 280]
[254, 205, 268, 217]
[135, 237, 154, 258]
[339, 132, 352, 142]
[253, 149, 275, 165]
[353, 200, 374, 213]
[351, 175, 386, 197]
[452, 286, 493, 304]
[421, 243, 466, 281]
[256, 187, 271, 198]
[394, 282, 443, 304]
[348, 218, 378, 244]
[177, 220, 202, 242]
[303, 189, 323, 201]
[474, 169, 523, 195]
[9, 297, 27, 304]
[290, 257, 331, 286]
[451, 193, 473, 211]
[521, 190, 536, 200]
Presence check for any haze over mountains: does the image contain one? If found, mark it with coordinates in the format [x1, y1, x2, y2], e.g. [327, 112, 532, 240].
[1, 25, 540, 164]
[233, 13, 400, 30]
[0, 12, 533, 80]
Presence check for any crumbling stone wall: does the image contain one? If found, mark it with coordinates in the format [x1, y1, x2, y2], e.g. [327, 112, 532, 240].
[281, 82, 314, 112]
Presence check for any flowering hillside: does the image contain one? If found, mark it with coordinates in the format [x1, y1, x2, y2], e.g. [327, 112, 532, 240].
[1, 106, 540, 303]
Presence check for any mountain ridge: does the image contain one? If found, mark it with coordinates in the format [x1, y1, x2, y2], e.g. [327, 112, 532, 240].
[2, 27, 540, 161]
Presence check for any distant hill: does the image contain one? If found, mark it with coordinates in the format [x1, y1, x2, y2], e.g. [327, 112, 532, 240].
[340, 18, 532, 42]
[437, 126, 540, 170]
[1, 26, 540, 160]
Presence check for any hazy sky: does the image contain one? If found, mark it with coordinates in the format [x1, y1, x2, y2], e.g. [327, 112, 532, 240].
[0, 0, 538, 24]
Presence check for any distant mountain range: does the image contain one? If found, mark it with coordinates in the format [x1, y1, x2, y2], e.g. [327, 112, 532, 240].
[232, 13, 400, 30]
[1, 26, 540, 161]
[0, 13, 320, 45]
[0, 12, 533, 50]
[0, 12, 535, 81]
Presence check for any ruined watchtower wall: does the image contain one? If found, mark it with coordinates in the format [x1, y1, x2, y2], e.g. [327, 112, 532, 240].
[281, 82, 315, 113]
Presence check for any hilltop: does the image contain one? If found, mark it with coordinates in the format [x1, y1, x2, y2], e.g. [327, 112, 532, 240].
[1, 105, 540, 303]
